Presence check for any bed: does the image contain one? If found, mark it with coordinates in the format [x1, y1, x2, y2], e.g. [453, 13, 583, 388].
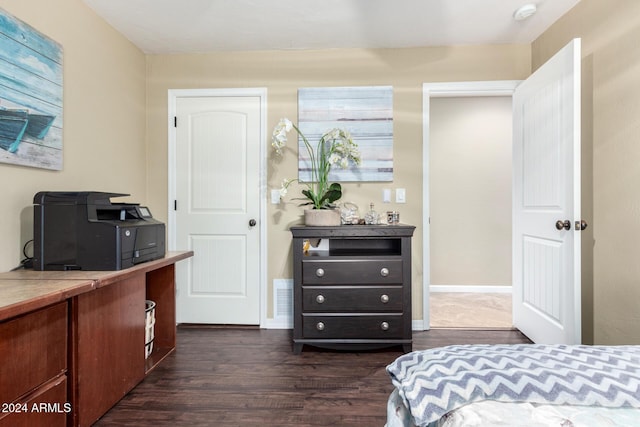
[385, 344, 640, 427]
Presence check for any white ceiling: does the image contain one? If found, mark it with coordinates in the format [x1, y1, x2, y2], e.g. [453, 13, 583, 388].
[82, 0, 580, 54]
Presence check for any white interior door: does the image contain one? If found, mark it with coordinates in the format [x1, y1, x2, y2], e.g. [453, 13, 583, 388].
[512, 39, 582, 344]
[172, 91, 264, 324]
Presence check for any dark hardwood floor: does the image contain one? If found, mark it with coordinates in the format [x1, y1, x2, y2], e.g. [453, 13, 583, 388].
[94, 326, 531, 427]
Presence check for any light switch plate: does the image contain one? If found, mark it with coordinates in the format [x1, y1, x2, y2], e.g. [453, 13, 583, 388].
[396, 188, 406, 203]
[271, 189, 281, 204]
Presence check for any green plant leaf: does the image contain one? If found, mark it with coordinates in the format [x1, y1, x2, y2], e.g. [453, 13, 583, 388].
[300, 189, 320, 208]
[319, 183, 342, 207]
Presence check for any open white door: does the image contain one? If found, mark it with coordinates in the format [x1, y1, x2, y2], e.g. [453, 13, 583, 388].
[513, 39, 582, 344]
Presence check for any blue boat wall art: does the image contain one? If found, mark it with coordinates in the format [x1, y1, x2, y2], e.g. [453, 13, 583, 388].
[0, 7, 63, 170]
[0, 107, 55, 152]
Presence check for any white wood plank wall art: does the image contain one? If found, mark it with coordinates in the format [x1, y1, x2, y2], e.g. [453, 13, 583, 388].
[298, 86, 393, 182]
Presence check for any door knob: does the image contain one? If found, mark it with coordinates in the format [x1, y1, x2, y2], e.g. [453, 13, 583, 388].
[249, 219, 256, 227]
[575, 220, 588, 231]
[555, 220, 571, 230]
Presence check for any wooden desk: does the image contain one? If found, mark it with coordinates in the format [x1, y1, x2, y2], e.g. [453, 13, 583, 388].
[0, 251, 193, 427]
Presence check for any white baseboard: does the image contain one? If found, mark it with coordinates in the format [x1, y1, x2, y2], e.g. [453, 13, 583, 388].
[263, 318, 292, 329]
[262, 290, 509, 330]
[429, 285, 512, 294]
[412, 319, 425, 331]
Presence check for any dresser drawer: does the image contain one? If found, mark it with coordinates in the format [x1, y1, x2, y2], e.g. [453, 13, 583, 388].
[302, 259, 403, 285]
[302, 314, 404, 339]
[303, 287, 403, 312]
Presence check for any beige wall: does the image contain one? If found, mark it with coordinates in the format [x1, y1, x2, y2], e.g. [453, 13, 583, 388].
[146, 46, 531, 319]
[430, 97, 512, 287]
[4, 0, 637, 344]
[534, 0, 640, 344]
[0, 0, 146, 271]
[0, 1, 535, 324]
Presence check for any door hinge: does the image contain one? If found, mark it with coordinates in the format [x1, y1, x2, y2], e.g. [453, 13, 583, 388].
[174, 200, 177, 211]
[174, 116, 177, 127]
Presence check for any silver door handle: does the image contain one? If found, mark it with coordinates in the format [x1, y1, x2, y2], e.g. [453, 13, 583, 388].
[575, 220, 588, 231]
[555, 220, 571, 230]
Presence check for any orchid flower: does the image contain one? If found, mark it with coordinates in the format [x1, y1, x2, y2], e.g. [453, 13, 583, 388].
[271, 118, 361, 209]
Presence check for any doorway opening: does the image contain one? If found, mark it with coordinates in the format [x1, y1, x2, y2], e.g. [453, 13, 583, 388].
[422, 81, 520, 330]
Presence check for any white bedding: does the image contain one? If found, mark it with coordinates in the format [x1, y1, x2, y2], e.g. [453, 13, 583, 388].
[386, 388, 640, 427]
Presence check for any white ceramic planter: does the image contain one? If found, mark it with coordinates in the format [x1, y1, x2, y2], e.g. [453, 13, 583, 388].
[304, 208, 341, 226]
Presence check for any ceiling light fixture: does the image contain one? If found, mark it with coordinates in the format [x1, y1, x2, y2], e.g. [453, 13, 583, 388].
[514, 3, 537, 21]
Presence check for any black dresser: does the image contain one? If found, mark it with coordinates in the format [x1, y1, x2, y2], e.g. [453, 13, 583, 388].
[290, 224, 415, 354]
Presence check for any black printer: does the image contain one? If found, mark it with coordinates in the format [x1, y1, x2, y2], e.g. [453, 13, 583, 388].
[33, 191, 166, 271]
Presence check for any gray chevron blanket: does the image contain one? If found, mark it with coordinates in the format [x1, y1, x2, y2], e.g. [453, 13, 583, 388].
[386, 344, 640, 426]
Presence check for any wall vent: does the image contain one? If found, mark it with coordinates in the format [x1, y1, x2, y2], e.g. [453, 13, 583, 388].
[273, 279, 293, 326]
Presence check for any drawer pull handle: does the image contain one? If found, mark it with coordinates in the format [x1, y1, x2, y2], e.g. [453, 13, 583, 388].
[380, 294, 389, 304]
[316, 295, 325, 304]
[381, 321, 390, 331]
[316, 322, 325, 331]
[380, 267, 389, 277]
[316, 268, 325, 277]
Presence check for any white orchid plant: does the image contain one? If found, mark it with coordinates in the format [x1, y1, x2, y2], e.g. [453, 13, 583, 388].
[272, 118, 361, 210]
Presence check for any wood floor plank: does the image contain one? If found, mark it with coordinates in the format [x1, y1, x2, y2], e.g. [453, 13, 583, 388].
[94, 326, 531, 426]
